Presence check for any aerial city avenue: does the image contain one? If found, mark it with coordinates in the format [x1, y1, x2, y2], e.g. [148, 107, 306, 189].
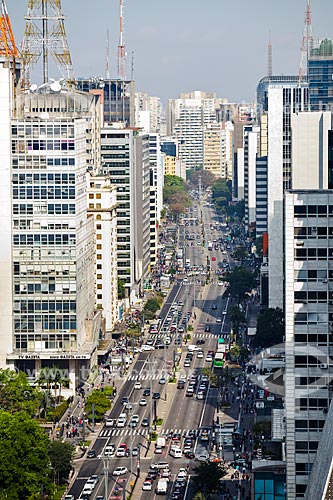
[0, 0, 333, 499]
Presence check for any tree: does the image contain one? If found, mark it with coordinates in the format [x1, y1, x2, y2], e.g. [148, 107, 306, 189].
[0, 411, 52, 500]
[211, 179, 232, 210]
[48, 441, 74, 485]
[189, 168, 217, 189]
[0, 369, 40, 417]
[232, 246, 248, 263]
[118, 278, 125, 299]
[253, 308, 285, 348]
[230, 305, 247, 335]
[85, 389, 111, 422]
[192, 462, 227, 496]
[223, 267, 257, 302]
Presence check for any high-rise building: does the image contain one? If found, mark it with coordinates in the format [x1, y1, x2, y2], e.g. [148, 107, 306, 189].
[244, 127, 259, 232]
[256, 156, 268, 237]
[266, 80, 309, 308]
[135, 92, 161, 133]
[77, 78, 135, 127]
[308, 39, 333, 111]
[87, 175, 118, 331]
[101, 127, 150, 305]
[285, 190, 333, 500]
[174, 103, 204, 170]
[203, 123, 223, 178]
[0, 72, 103, 389]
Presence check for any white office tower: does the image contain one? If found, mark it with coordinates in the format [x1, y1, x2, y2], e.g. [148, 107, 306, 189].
[244, 127, 259, 232]
[221, 121, 234, 179]
[0, 79, 103, 390]
[87, 176, 118, 331]
[174, 102, 204, 170]
[285, 190, 333, 500]
[134, 93, 161, 133]
[148, 134, 164, 267]
[267, 83, 308, 308]
[101, 128, 151, 306]
[236, 147, 244, 200]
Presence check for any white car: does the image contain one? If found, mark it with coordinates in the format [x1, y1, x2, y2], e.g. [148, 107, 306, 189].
[142, 345, 154, 351]
[218, 281, 224, 286]
[216, 318, 222, 323]
[134, 381, 142, 389]
[139, 398, 147, 406]
[142, 481, 152, 491]
[197, 351, 204, 359]
[222, 311, 227, 315]
[113, 466, 128, 476]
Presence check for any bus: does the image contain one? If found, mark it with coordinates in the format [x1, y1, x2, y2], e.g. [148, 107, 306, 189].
[213, 352, 224, 368]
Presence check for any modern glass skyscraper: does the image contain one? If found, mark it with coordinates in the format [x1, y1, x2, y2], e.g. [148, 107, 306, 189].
[308, 39, 333, 111]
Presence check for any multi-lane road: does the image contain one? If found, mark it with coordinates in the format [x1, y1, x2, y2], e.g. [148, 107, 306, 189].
[67, 200, 235, 500]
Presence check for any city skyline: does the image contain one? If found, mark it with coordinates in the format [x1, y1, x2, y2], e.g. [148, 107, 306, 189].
[9, 0, 333, 105]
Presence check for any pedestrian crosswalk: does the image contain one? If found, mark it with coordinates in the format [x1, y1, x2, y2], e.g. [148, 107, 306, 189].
[127, 373, 168, 381]
[153, 331, 216, 341]
[99, 428, 150, 438]
[98, 427, 196, 439]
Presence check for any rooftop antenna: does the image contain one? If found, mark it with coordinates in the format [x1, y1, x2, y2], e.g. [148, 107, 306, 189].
[105, 28, 110, 79]
[267, 31, 272, 77]
[298, 0, 313, 86]
[21, 0, 75, 89]
[130, 50, 134, 80]
[117, 0, 126, 80]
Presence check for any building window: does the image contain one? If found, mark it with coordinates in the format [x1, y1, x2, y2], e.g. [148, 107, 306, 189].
[97, 254, 102, 260]
[97, 244, 102, 250]
[89, 194, 94, 199]
[97, 284, 102, 289]
[96, 193, 101, 199]
[97, 274, 102, 279]
[96, 234, 102, 240]
[97, 294, 102, 299]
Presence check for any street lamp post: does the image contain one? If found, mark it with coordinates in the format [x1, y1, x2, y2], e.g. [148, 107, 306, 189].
[102, 452, 110, 500]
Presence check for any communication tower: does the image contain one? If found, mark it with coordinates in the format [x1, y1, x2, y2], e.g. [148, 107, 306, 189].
[21, 0, 75, 88]
[0, 0, 18, 58]
[298, 0, 313, 86]
[117, 0, 126, 80]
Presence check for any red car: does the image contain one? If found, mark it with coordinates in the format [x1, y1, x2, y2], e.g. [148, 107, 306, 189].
[212, 257, 217, 261]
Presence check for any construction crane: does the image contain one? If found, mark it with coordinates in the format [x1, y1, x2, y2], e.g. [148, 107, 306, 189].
[298, 0, 313, 86]
[0, 0, 18, 58]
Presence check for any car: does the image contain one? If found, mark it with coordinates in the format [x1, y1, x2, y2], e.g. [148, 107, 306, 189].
[141, 417, 149, 427]
[206, 354, 213, 362]
[112, 466, 128, 476]
[104, 418, 114, 427]
[197, 351, 204, 359]
[159, 377, 166, 385]
[125, 402, 133, 410]
[142, 481, 152, 491]
[184, 450, 195, 459]
[152, 392, 160, 399]
[204, 325, 211, 332]
[218, 281, 224, 286]
[134, 381, 142, 390]
[184, 360, 191, 367]
[139, 398, 147, 406]
[222, 310, 227, 315]
[96, 497, 105, 500]
[147, 337, 154, 345]
[132, 447, 139, 456]
[196, 391, 205, 400]
[64, 496, 75, 500]
[87, 449, 97, 458]
[172, 432, 181, 441]
[177, 380, 185, 389]
[142, 344, 154, 351]
[155, 445, 163, 454]
[143, 388, 151, 397]
[103, 444, 115, 456]
[125, 448, 131, 457]
[116, 446, 127, 457]
[212, 256, 217, 261]
[195, 453, 209, 462]
[121, 397, 129, 405]
[154, 461, 170, 469]
[177, 468, 187, 478]
[216, 318, 222, 323]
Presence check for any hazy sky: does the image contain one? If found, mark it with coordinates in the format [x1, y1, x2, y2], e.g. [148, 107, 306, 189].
[9, 0, 333, 105]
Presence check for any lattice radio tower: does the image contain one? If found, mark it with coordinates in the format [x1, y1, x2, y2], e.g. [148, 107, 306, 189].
[298, 0, 313, 86]
[21, 0, 75, 88]
[0, 0, 18, 58]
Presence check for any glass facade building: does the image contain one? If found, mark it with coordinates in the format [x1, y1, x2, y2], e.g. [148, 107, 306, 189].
[308, 39, 333, 111]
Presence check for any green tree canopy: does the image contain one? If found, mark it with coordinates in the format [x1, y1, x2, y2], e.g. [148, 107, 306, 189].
[85, 389, 111, 422]
[253, 307, 285, 348]
[48, 441, 74, 485]
[0, 369, 40, 416]
[0, 411, 52, 500]
[211, 179, 232, 210]
[223, 267, 257, 302]
[230, 305, 247, 335]
[192, 462, 227, 496]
